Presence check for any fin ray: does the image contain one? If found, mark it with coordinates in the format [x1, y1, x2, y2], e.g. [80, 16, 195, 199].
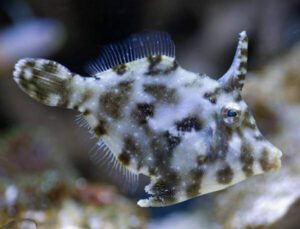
[90, 140, 139, 193]
[86, 31, 175, 75]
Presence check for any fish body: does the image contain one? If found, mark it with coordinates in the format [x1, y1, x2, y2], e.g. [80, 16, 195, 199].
[13, 31, 282, 207]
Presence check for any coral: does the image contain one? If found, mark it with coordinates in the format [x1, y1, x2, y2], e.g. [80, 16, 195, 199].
[0, 128, 147, 229]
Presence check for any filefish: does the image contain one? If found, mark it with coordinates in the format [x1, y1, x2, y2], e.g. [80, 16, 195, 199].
[13, 31, 282, 207]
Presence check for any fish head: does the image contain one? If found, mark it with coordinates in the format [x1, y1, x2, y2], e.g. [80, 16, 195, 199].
[206, 31, 282, 186]
[207, 83, 282, 181]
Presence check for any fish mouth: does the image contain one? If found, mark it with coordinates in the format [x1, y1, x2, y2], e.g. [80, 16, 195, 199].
[271, 148, 282, 170]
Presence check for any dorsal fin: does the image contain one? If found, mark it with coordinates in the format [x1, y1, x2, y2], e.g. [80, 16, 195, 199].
[87, 31, 176, 75]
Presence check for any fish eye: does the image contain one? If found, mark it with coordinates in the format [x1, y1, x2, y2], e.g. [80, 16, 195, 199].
[221, 103, 242, 126]
[227, 110, 237, 117]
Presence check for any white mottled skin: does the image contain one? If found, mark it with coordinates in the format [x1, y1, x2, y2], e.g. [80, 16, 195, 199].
[13, 31, 282, 207]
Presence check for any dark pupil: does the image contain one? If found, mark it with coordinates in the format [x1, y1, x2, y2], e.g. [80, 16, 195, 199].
[227, 110, 237, 117]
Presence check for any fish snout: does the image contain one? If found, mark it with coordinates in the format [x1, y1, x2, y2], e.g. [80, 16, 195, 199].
[259, 144, 282, 172]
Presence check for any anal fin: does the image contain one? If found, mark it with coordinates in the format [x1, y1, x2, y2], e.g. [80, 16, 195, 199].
[90, 140, 139, 193]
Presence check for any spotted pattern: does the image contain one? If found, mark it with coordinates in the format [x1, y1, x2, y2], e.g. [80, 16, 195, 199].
[175, 116, 202, 132]
[203, 88, 221, 104]
[93, 120, 107, 137]
[217, 164, 234, 184]
[146, 55, 178, 76]
[145, 130, 183, 205]
[204, 121, 233, 164]
[83, 109, 91, 116]
[118, 150, 130, 165]
[242, 111, 256, 130]
[143, 84, 178, 104]
[118, 135, 144, 169]
[164, 131, 181, 150]
[259, 148, 272, 172]
[163, 61, 178, 75]
[149, 171, 180, 204]
[131, 103, 155, 125]
[240, 142, 254, 177]
[112, 64, 127, 75]
[146, 55, 162, 76]
[100, 81, 132, 119]
[186, 167, 204, 198]
[76, 89, 93, 109]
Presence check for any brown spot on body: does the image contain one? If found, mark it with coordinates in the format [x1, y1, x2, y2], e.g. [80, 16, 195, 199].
[217, 164, 233, 184]
[150, 171, 180, 204]
[235, 93, 242, 102]
[144, 84, 177, 103]
[224, 126, 233, 138]
[204, 120, 233, 164]
[148, 132, 180, 177]
[259, 148, 275, 171]
[148, 167, 156, 176]
[144, 130, 183, 204]
[204, 153, 219, 164]
[164, 132, 181, 151]
[146, 55, 162, 76]
[186, 168, 204, 198]
[112, 64, 127, 75]
[150, 132, 180, 165]
[196, 155, 206, 166]
[75, 89, 93, 108]
[150, 135, 171, 164]
[242, 111, 256, 130]
[148, 55, 162, 65]
[163, 60, 178, 75]
[176, 116, 202, 132]
[239, 62, 247, 74]
[100, 81, 132, 119]
[100, 92, 123, 119]
[146, 55, 178, 76]
[240, 142, 254, 177]
[203, 88, 221, 104]
[118, 151, 130, 165]
[151, 181, 176, 204]
[241, 47, 248, 57]
[93, 120, 107, 136]
[131, 103, 154, 125]
[83, 109, 91, 116]
[118, 135, 142, 168]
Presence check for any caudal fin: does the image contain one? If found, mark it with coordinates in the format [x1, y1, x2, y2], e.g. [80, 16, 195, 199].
[13, 58, 73, 107]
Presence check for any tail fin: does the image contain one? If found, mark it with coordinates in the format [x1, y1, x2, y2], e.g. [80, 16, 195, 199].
[13, 58, 73, 107]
